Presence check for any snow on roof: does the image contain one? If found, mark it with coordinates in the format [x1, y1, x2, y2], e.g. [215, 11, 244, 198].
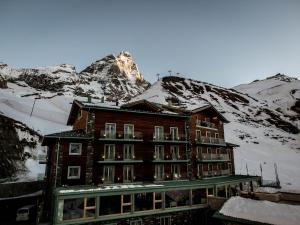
[219, 196, 300, 225]
[59, 184, 164, 194]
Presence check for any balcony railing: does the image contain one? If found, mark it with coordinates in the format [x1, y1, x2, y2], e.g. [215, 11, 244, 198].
[198, 153, 229, 161]
[195, 136, 226, 146]
[153, 154, 187, 161]
[196, 120, 217, 129]
[152, 133, 187, 143]
[99, 130, 143, 141]
[98, 154, 143, 163]
[37, 154, 47, 164]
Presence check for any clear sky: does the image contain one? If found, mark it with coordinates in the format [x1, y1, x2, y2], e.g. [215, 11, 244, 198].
[0, 0, 299, 87]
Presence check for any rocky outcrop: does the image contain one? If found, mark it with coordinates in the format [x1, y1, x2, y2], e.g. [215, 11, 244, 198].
[0, 115, 24, 178]
[0, 75, 7, 88]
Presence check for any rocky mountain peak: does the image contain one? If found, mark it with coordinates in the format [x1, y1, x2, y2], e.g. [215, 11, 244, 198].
[266, 73, 298, 82]
[80, 51, 146, 83]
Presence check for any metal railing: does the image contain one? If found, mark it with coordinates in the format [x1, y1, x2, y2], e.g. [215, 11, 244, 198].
[199, 153, 229, 161]
[196, 120, 217, 129]
[153, 133, 186, 142]
[196, 136, 225, 145]
[100, 130, 143, 140]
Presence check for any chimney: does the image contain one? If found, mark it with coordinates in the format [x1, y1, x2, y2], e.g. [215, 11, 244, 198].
[87, 96, 91, 103]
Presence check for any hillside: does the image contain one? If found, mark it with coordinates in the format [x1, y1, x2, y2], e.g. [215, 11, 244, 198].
[0, 51, 149, 180]
[234, 73, 300, 120]
[133, 76, 300, 190]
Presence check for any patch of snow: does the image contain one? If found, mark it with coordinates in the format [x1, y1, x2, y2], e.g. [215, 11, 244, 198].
[220, 196, 300, 225]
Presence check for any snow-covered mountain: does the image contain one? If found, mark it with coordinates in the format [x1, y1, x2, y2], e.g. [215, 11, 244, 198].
[234, 74, 300, 119]
[0, 53, 299, 191]
[133, 76, 300, 190]
[0, 51, 150, 180]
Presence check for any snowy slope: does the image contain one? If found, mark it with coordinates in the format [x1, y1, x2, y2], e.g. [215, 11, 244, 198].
[133, 76, 300, 190]
[234, 74, 300, 119]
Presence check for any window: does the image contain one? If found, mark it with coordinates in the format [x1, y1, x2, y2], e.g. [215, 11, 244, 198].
[196, 130, 201, 140]
[155, 165, 164, 180]
[171, 164, 180, 179]
[216, 148, 220, 155]
[67, 166, 81, 179]
[170, 127, 178, 140]
[170, 145, 179, 159]
[155, 145, 164, 160]
[165, 190, 190, 207]
[121, 194, 132, 213]
[103, 166, 115, 183]
[124, 144, 134, 160]
[83, 198, 96, 218]
[134, 193, 153, 211]
[77, 109, 82, 119]
[124, 124, 134, 139]
[154, 126, 164, 140]
[196, 147, 202, 159]
[123, 165, 133, 182]
[105, 123, 116, 138]
[99, 195, 121, 215]
[130, 220, 143, 225]
[215, 133, 219, 139]
[104, 144, 115, 160]
[69, 143, 82, 155]
[206, 131, 211, 137]
[160, 216, 171, 225]
[61, 198, 84, 220]
[154, 192, 163, 209]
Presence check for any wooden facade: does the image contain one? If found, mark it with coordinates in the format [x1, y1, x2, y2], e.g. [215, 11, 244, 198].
[41, 99, 256, 225]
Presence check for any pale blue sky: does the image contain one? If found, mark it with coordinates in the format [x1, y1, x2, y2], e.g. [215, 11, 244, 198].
[0, 0, 299, 87]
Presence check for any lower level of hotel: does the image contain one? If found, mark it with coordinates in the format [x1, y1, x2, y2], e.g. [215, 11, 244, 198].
[52, 175, 259, 225]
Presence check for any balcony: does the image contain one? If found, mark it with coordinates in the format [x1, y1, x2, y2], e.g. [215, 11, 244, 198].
[152, 133, 188, 143]
[152, 154, 189, 163]
[37, 154, 47, 164]
[99, 130, 143, 142]
[195, 136, 226, 146]
[196, 120, 217, 130]
[197, 153, 230, 162]
[98, 154, 143, 164]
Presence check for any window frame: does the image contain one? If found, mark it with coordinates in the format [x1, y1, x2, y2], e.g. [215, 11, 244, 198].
[69, 143, 82, 155]
[103, 165, 115, 183]
[105, 123, 116, 138]
[123, 165, 134, 183]
[67, 166, 81, 179]
[123, 144, 134, 160]
[104, 144, 115, 160]
[154, 126, 164, 140]
[155, 145, 164, 160]
[124, 124, 134, 139]
[170, 127, 179, 140]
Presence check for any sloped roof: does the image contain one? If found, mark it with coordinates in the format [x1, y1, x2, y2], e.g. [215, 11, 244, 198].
[191, 104, 229, 123]
[42, 129, 92, 145]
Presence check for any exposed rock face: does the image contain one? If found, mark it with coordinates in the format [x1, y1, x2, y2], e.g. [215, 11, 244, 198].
[0, 75, 7, 88]
[79, 51, 150, 101]
[134, 76, 299, 134]
[0, 115, 24, 178]
[0, 52, 150, 101]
